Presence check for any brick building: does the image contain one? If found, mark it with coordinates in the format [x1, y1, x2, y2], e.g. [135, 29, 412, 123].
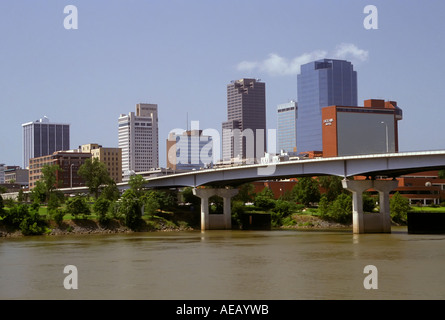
[28, 151, 91, 189]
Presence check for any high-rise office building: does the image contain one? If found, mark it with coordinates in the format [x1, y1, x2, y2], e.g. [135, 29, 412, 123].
[277, 100, 298, 154]
[22, 116, 70, 169]
[118, 103, 159, 174]
[296, 59, 357, 153]
[222, 78, 266, 163]
[166, 130, 213, 171]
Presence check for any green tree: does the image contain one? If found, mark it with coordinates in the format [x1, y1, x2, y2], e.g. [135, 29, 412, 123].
[30, 180, 47, 204]
[233, 183, 255, 203]
[142, 191, 160, 216]
[318, 194, 330, 219]
[181, 187, 200, 205]
[328, 193, 352, 223]
[390, 192, 410, 223]
[65, 195, 91, 218]
[100, 180, 120, 201]
[0, 195, 5, 218]
[93, 197, 111, 223]
[17, 189, 25, 203]
[128, 174, 146, 198]
[30, 164, 62, 204]
[19, 206, 47, 236]
[41, 164, 62, 199]
[319, 176, 346, 202]
[119, 189, 143, 230]
[78, 158, 113, 199]
[1, 203, 29, 227]
[154, 191, 176, 211]
[292, 177, 320, 206]
[254, 187, 276, 210]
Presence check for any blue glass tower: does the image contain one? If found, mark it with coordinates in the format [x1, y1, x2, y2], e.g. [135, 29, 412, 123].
[296, 59, 357, 153]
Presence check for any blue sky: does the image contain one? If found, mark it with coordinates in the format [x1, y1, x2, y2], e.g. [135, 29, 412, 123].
[1, 0, 445, 168]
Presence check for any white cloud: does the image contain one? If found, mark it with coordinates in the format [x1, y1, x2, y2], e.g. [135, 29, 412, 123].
[332, 43, 369, 62]
[237, 43, 368, 76]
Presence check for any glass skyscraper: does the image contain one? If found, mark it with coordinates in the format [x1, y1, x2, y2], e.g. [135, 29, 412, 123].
[22, 117, 70, 169]
[296, 59, 357, 153]
[277, 100, 298, 154]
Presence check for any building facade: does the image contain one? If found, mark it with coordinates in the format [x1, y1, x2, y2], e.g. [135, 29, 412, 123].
[277, 100, 298, 154]
[118, 103, 159, 174]
[0, 164, 4, 184]
[166, 130, 213, 171]
[4, 166, 29, 187]
[222, 78, 266, 163]
[28, 151, 92, 189]
[322, 99, 403, 157]
[22, 116, 70, 169]
[296, 59, 357, 153]
[80, 144, 123, 183]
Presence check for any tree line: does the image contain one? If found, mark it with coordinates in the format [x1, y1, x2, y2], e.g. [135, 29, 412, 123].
[0, 161, 413, 235]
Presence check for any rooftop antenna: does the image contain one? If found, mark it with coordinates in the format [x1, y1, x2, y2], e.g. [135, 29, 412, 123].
[187, 112, 189, 131]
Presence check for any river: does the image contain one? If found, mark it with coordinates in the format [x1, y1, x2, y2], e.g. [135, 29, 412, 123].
[1, 227, 445, 300]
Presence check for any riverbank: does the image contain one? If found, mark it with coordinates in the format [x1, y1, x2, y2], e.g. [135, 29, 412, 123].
[0, 214, 352, 238]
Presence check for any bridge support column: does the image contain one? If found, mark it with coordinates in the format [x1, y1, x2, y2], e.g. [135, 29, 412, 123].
[342, 179, 399, 234]
[193, 188, 239, 231]
[220, 188, 240, 230]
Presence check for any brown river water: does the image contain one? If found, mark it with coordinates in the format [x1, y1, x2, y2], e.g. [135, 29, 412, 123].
[1, 227, 445, 300]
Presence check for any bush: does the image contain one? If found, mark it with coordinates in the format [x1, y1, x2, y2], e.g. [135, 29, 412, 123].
[50, 208, 65, 225]
[272, 200, 292, 216]
[2, 204, 29, 227]
[254, 195, 275, 210]
[65, 195, 91, 218]
[19, 209, 47, 236]
[318, 193, 352, 224]
[124, 200, 143, 230]
[318, 194, 330, 219]
[329, 193, 352, 223]
[390, 192, 410, 223]
[291, 177, 320, 206]
[0, 203, 47, 235]
[119, 190, 143, 230]
[231, 200, 245, 226]
[93, 197, 111, 223]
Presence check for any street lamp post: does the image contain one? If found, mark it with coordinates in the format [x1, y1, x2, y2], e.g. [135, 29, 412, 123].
[380, 121, 389, 153]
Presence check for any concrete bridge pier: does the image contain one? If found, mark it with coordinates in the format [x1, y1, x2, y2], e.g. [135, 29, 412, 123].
[342, 179, 399, 234]
[193, 188, 239, 231]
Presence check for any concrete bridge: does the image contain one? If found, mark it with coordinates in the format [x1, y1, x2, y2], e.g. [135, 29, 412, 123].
[56, 150, 445, 234]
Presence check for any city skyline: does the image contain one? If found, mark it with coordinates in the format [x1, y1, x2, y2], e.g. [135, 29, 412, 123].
[1, 1, 445, 168]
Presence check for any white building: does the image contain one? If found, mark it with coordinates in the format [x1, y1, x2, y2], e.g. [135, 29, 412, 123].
[118, 103, 159, 175]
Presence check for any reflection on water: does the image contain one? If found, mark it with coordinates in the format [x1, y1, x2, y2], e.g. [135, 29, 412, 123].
[1, 227, 445, 300]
